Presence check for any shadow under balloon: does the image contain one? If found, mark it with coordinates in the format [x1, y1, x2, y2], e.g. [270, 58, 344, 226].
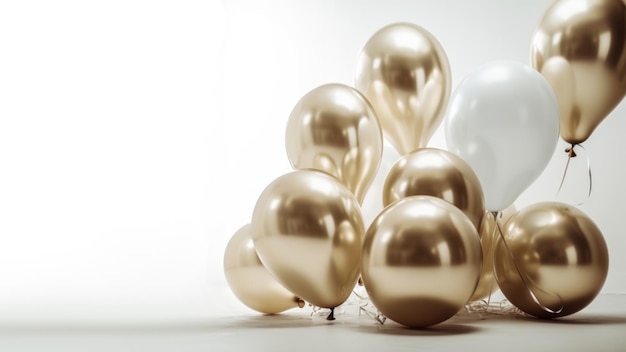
[353, 320, 481, 336]
[448, 308, 626, 326]
[218, 309, 484, 335]
[516, 314, 626, 326]
[217, 307, 626, 335]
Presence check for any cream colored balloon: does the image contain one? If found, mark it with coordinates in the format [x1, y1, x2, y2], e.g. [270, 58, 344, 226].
[383, 148, 485, 229]
[286, 83, 383, 204]
[531, 0, 626, 145]
[224, 224, 304, 314]
[252, 170, 364, 309]
[494, 202, 609, 318]
[355, 22, 451, 155]
[362, 196, 482, 328]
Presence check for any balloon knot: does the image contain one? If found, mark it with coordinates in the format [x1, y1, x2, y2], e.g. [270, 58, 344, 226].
[296, 297, 305, 308]
[565, 144, 577, 158]
[327, 307, 336, 321]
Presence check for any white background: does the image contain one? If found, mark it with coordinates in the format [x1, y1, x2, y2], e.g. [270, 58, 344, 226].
[0, 0, 624, 321]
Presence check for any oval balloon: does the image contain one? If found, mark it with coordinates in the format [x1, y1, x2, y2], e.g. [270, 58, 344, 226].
[224, 224, 304, 314]
[251, 170, 364, 309]
[361, 196, 482, 328]
[383, 147, 485, 229]
[445, 61, 560, 212]
[355, 22, 451, 155]
[469, 205, 516, 302]
[286, 83, 383, 204]
[494, 202, 609, 318]
[531, 0, 626, 145]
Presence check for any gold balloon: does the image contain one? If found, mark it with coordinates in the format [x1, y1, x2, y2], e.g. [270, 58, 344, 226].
[383, 148, 485, 229]
[355, 22, 451, 155]
[470, 206, 516, 302]
[361, 196, 482, 328]
[223, 224, 304, 314]
[286, 83, 383, 204]
[531, 0, 626, 145]
[494, 202, 609, 318]
[251, 170, 364, 309]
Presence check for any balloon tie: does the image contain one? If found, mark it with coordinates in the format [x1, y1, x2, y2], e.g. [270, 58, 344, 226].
[556, 143, 592, 205]
[491, 212, 563, 315]
[295, 297, 305, 308]
[564, 143, 577, 158]
[326, 307, 336, 321]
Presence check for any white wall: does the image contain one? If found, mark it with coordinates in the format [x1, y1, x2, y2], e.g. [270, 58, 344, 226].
[0, 0, 624, 320]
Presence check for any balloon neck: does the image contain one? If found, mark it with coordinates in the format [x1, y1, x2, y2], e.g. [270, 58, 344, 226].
[295, 297, 305, 309]
[565, 143, 578, 158]
[327, 307, 336, 321]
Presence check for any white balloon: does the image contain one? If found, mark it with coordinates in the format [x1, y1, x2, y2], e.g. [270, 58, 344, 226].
[445, 61, 559, 211]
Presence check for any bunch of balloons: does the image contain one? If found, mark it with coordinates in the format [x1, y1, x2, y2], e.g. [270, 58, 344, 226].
[224, 0, 623, 328]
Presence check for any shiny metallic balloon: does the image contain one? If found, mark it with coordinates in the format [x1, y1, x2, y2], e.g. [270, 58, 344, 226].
[355, 22, 451, 155]
[251, 170, 364, 309]
[383, 148, 485, 229]
[361, 196, 482, 328]
[224, 224, 304, 314]
[494, 202, 609, 318]
[531, 0, 626, 145]
[286, 83, 383, 204]
[469, 206, 516, 302]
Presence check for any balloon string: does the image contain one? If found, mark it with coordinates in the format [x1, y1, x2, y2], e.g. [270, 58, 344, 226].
[352, 287, 387, 324]
[556, 143, 593, 205]
[491, 212, 563, 315]
[484, 212, 500, 310]
[579, 144, 593, 204]
[353, 278, 387, 323]
[466, 215, 510, 316]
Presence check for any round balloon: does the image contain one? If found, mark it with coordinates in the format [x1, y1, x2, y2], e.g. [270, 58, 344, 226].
[224, 224, 304, 314]
[445, 61, 560, 211]
[494, 202, 609, 318]
[531, 0, 626, 145]
[355, 22, 451, 155]
[251, 170, 364, 309]
[383, 147, 485, 229]
[286, 83, 383, 204]
[361, 196, 482, 328]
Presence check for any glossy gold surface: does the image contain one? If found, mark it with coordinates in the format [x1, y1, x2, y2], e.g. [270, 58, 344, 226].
[361, 196, 482, 328]
[494, 202, 609, 318]
[531, 0, 626, 144]
[286, 83, 383, 204]
[355, 23, 451, 155]
[383, 148, 485, 229]
[251, 170, 364, 309]
[223, 224, 303, 314]
[470, 206, 516, 302]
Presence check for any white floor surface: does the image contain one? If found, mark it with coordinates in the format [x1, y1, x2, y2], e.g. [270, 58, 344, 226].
[1, 288, 624, 352]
